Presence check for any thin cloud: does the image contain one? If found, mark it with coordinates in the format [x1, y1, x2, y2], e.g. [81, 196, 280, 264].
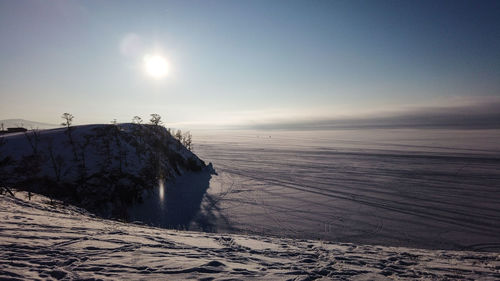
[246, 100, 500, 130]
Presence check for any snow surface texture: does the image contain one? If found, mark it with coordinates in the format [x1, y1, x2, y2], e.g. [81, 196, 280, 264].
[1, 192, 500, 280]
[188, 129, 500, 251]
[0, 124, 206, 218]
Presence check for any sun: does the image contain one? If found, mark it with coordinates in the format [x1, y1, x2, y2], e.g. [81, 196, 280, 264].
[144, 54, 169, 78]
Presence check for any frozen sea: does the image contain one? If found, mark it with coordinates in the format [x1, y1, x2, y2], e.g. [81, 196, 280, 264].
[134, 128, 500, 251]
[187, 128, 500, 251]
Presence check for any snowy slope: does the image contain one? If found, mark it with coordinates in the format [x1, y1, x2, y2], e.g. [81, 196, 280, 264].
[0, 124, 207, 218]
[1, 191, 499, 280]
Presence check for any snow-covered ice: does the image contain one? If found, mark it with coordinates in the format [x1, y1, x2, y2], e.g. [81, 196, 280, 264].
[1, 191, 500, 280]
[190, 129, 500, 251]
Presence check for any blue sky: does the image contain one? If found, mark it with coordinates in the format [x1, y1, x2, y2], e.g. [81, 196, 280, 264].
[1, 0, 499, 128]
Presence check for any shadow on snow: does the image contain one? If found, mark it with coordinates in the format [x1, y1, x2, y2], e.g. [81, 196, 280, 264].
[128, 166, 222, 232]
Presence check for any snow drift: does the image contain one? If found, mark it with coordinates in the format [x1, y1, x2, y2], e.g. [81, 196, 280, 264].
[1, 191, 499, 280]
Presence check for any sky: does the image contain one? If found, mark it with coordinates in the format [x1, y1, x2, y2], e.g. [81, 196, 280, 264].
[0, 0, 499, 129]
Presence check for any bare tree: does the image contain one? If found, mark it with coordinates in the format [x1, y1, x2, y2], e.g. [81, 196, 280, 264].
[175, 129, 182, 141]
[132, 116, 143, 124]
[61, 113, 74, 128]
[175, 129, 183, 149]
[0, 137, 15, 196]
[183, 131, 193, 150]
[61, 113, 78, 160]
[149, 114, 162, 126]
[22, 129, 43, 200]
[184, 131, 193, 150]
[47, 138, 64, 182]
[24, 129, 41, 155]
[76, 135, 91, 187]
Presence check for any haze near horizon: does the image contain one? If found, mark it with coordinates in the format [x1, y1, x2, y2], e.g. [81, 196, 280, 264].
[1, 0, 499, 129]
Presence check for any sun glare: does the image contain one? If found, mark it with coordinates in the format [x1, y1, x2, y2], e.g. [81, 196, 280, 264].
[144, 55, 169, 78]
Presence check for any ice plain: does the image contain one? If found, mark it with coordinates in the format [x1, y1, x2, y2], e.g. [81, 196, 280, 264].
[185, 129, 500, 251]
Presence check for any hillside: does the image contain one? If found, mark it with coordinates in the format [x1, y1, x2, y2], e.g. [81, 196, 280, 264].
[1, 191, 499, 280]
[0, 123, 208, 218]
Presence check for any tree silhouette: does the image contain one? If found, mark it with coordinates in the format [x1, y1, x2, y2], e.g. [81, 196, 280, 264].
[61, 113, 74, 128]
[61, 113, 77, 160]
[182, 131, 192, 150]
[132, 116, 143, 124]
[149, 114, 162, 126]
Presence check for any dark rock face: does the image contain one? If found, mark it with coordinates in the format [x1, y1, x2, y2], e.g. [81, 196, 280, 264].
[0, 123, 207, 218]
